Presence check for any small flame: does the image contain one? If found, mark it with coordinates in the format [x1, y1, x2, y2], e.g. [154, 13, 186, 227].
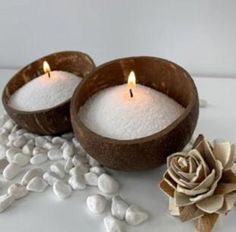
[43, 61, 51, 77]
[128, 71, 136, 88]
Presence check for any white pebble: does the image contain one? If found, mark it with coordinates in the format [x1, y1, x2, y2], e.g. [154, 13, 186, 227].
[30, 153, 48, 165]
[69, 163, 89, 176]
[200, 98, 208, 108]
[12, 153, 30, 166]
[64, 158, 73, 173]
[72, 155, 88, 166]
[0, 114, 8, 127]
[48, 148, 63, 160]
[8, 183, 28, 199]
[62, 143, 74, 159]
[90, 166, 105, 176]
[6, 147, 21, 162]
[62, 133, 74, 140]
[125, 205, 149, 226]
[21, 168, 44, 185]
[53, 181, 72, 199]
[0, 159, 9, 173]
[98, 174, 119, 195]
[0, 129, 8, 144]
[43, 142, 56, 150]
[3, 119, 15, 131]
[87, 194, 107, 214]
[88, 155, 100, 167]
[68, 175, 86, 190]
[104, 216, 123, 232]
[0, 144, 7, 159]
[35, 136, 47, 147]
[13, 135, 27, 148]
[26, 177, 48, 192]
[0, 194, 15, 213]
[84, 172, 98, 186]
[15, 128, 27, 135]
[50, 162, 65, 178]
[43, 171, 60, 186]
[111, 196, 129, 220]
[23, 133, 35, 140]
[72, 137, 81, 148]
[32, 147, 47, 156]
[3, 163, 22, 180]
[22, 141, 34, 155]
[52, 137, 65, 145]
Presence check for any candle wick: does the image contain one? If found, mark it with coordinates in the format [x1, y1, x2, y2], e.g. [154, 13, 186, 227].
[129, 89, 133, 98]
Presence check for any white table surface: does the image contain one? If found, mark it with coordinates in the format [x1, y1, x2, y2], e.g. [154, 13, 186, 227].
[0, 69, 235, 232]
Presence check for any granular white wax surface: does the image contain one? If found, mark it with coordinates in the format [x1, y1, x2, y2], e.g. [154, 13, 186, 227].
[79, 84, 185, 140]
[9, 71, 81, 111]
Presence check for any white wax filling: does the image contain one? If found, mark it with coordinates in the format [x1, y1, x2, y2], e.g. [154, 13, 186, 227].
[79, 84, 185, 140]
[9, 71, 81, 111]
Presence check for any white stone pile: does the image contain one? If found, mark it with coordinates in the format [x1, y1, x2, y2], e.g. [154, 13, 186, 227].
[0, 114, 149, 231]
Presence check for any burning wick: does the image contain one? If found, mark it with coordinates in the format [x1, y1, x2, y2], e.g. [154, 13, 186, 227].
[43, 61, 51, 78]
[128, 71, 136, 98]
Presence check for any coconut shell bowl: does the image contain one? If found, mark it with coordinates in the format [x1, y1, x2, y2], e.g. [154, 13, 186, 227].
[70, 56, 199, 171]
[2, 51, 95, 135]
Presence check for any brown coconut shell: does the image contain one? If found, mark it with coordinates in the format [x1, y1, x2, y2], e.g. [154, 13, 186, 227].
[2, 51, 95, 135]
[70, 56, 199, 171]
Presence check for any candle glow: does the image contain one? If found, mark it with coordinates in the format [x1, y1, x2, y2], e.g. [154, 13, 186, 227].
[128, 71, 136, 98]
[43, 61, 51, 78]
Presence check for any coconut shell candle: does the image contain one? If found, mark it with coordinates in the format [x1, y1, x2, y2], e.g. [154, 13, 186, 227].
[70, 56, 199, 171]
[2, 51, 95, 135]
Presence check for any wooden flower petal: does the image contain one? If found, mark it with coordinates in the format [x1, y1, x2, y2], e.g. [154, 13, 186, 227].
[213, 142, 232, 169]
[174, 191, 192, 207]
[196, 195, 224, 214]
[217, 192, 236, 214]
[215, 183, 236, 195]
[169, 197, 180, 216]
[179, 204, 204, 222]
[193, 169, 215, 190]
[194, 213, 219, 232]
[160, 179, 175, 198]
[177, 185, 208, 196]
[221, 170, 236, 183]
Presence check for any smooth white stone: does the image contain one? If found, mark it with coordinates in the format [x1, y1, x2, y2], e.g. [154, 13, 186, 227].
[69, 163, 89, 176]
[26, 177, 48, 192]
[0, 130, 8, 144]
[53, 181, 72, 199]
[87, 194, 107, 214]
[43, 171, 60, 186]
[0, 114, 9, 127]
[0, 159, 9, 173]
[72, 155, 88, 166]
[8, 183, 28, 199]
[62, 143, 74, 160]
[30, 153, 48, 165]
[6, 147, 21, 162]
[125, 205, 149, 226]
[90, 166, 105, 176]
[84, 172, 98, 186]
[15, 129, 27, 135]
[3, 119, 15, 131]
[68, 175, 86, 190]
[22, 142, 34, 155]
[88, 155, 100, 167]
[98, 174, 119, 195]
[43, 142, 56, 150]
[104, 216, 123, 232]
[62, 133, 74, 140]
[48, 148, 63, 160]
[72, 137, 81, 148]
[35, 136, 47, 147]
[32, 147, 47, 156]
[50, 162, 65, 178]
[0, 144, 7, 159]
[8, 133, 18, 141]
[12, 153, 30, 166]
[111, 196, 129, 220]
[64, 158, 73, 173]
[23, 133, 35, 140]
[0, 194, 15, 213]
[11, 125, 19, 133]
[13, 135, 27, 148]
[21, 168, 44, 185]
[199, 98, 208, 108]
[3, 163, 22, 180]
[52, 137, 65, 145]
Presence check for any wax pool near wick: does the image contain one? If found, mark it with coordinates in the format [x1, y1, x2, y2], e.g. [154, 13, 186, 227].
[9, 71, 81, 111]
[79, 84, 185, 140]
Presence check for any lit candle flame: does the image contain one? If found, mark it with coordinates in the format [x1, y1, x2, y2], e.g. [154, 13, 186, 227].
[43, 61, 51, 78]
[128, 71, 136, 98]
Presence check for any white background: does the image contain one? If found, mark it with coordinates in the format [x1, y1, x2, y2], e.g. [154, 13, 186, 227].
[0, 0, 236, 77]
